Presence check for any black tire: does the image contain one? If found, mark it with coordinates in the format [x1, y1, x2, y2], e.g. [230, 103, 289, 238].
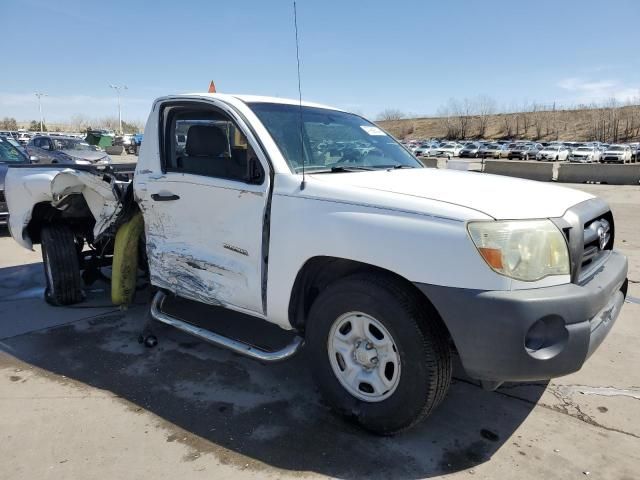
[306, 273, 452, 435]
[41, 224, 83, 306]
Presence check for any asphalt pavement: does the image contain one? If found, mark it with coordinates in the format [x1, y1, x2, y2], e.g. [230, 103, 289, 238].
[0, 184, 638, 480]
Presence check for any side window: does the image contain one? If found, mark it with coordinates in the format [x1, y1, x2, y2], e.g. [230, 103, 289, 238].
[162, 104, 260, 183]
[35, 138, 50, 150]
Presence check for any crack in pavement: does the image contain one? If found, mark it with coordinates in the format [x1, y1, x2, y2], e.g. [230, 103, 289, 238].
[454, 377, 640, 440]
[558, 385, 640, 401]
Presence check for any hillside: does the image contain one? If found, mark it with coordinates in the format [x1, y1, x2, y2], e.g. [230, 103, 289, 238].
[377, 105, 640, 143]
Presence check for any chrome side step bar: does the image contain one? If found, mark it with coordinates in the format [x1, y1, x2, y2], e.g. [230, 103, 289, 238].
[149, 291, 304, 362]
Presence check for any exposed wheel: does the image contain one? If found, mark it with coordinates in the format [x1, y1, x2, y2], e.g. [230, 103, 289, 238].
[306, 273, 452, 435]
[41, 224, 83, 306]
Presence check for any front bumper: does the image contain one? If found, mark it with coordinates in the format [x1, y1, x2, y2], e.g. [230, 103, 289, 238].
[415, 251, 628, 382]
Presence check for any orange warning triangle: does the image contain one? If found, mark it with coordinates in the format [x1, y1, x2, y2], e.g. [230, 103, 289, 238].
[208, 81, 216, 93]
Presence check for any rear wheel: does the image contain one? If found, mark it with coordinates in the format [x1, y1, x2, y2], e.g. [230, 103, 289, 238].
[41, 224, 83, 306]
[306, 273, 452, 435]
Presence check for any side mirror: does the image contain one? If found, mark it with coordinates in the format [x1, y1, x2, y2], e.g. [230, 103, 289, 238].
[247, 157, 265, 184]
[29, 156, 39, 163]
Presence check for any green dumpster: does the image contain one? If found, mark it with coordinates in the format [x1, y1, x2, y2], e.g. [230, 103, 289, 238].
[85, 131, 113, 148]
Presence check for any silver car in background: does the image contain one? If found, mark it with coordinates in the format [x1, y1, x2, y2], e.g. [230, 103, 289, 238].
[479, 143, 506, 159]
[458, 143, 483, 158]
[26, 135, 111, 165]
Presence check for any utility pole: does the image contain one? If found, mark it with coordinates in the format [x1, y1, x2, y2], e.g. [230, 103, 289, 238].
[34, 92, 47, 132]
[109, 84, 128, 134]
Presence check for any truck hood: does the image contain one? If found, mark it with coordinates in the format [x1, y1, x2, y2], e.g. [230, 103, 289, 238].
[309, 168, 594, 220]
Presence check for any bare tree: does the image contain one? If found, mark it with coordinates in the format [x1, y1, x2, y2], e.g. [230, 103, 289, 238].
[448, 98, 473, 139]
[0, 117, 18, 130]
[475, 95, 496, 138]
[436, 105, 458, 139]
[69, 114, 91, 132]
[501, 114, 513, 138]
[377, 109, 406, 121]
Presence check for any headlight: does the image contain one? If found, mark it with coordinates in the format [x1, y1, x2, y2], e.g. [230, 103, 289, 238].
[74, 159, 91, 165]
[467, 220, 570, 281]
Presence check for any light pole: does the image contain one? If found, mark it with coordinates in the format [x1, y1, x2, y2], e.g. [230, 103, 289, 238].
[109, 84, 128, 134]
[34, 92, 47, 132]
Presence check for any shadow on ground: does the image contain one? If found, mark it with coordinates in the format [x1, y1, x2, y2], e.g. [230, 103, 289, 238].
[0, 262, 547, 479]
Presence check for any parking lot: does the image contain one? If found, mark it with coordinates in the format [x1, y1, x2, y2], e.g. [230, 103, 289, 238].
[0, 182, 638, 479]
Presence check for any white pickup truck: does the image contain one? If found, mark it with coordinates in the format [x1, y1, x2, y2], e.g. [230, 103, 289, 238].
[4, 93, 628, 434]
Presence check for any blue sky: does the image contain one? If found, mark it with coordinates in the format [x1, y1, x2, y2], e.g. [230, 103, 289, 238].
[2, 0, 639, 123]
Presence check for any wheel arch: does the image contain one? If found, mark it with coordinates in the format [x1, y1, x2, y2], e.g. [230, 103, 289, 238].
[26, 197, 95, 245]
[287, 255, 453, 345]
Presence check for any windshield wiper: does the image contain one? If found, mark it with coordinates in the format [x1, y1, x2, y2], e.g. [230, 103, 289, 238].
[370, 164, 416, 170]
[311, 166, 376, 173]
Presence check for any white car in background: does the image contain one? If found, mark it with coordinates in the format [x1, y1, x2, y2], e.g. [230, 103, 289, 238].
[536, 145, 570, 161]
[434, 142, 464, 159]
[569, 146, 602, 163]
[601, 144, 632, 163]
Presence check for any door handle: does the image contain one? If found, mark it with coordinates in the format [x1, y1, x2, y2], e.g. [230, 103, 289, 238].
[151, 193, 180, 201]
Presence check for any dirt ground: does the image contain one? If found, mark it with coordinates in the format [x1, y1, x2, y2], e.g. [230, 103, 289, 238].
[0, 184, 638, 480]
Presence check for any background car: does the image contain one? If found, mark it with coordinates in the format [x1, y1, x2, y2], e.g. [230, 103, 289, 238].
[434, 142, 464, 158]
[16, 132, 31, 145]
[0, 136, 31, 224]
[413, 142, 437, 157]
[536, 145, 571, 161]
[569, 146, 602, 163]
[601, 144, 632, 163]
[458, 143, 483, 158]
[26, 135, 111, 165]
[509, 144, 540, 160]
[478, 143, 505, 159]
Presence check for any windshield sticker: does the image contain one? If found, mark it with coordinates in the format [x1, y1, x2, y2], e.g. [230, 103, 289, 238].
[360, 125, 386, 136]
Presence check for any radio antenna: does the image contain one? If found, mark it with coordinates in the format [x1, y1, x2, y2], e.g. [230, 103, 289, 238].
[293, 1, 305, 190]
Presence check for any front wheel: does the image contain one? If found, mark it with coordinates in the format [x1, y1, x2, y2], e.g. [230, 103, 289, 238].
[306, 273, 452, 435]
[41, 224, 83, 305]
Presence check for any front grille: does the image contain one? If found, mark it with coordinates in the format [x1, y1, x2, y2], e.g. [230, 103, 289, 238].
[581, 212, 614, 272]
[0, 191, 5, 203]
[553, 198, 613, 284]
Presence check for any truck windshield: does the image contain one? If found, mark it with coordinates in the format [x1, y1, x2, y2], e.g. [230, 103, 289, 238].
[248, 103, 422, 173]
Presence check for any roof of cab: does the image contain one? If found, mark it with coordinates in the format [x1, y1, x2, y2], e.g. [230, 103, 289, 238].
[163, 92, 344, 112]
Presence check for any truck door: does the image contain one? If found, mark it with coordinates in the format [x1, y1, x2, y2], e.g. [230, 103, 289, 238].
[136, 101, 270, 315]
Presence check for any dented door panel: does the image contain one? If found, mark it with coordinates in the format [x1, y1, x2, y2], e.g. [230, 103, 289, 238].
[139, 174, 269, 314]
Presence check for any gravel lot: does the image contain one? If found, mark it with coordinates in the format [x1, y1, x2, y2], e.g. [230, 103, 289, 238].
[0, 184, 638, 480]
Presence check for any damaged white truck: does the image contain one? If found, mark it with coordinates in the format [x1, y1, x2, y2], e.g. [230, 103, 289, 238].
[4, 94, 628, 434]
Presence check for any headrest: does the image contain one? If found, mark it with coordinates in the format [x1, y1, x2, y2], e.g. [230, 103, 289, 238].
[186, 125, 227, 157]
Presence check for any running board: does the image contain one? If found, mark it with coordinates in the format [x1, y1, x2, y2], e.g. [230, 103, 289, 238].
[149, 291, 304, 362]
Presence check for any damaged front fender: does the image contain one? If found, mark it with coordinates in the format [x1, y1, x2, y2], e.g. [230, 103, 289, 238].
[5, 166, 126, 250]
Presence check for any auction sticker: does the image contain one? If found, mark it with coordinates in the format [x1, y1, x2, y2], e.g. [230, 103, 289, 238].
[360, 126, 386, 136]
